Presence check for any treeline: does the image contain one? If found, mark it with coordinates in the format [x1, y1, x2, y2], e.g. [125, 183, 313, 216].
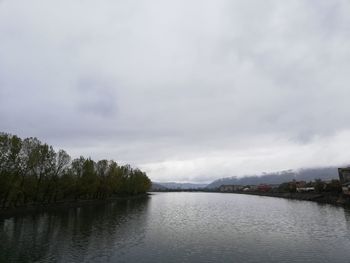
[0, 133, 151, 209]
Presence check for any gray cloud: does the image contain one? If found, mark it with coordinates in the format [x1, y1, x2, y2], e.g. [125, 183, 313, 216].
[1, 0, 350, 183]
[76, 77, 118, 117]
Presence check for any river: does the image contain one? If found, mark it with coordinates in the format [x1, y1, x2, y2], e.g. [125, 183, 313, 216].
[1, 192, 350, 262]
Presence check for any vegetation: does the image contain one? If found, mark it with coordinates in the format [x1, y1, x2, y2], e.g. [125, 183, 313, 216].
[0, 132, 151, 209]
[277, 182, 294, 193]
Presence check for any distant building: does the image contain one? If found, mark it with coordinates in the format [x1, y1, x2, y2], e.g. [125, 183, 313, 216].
[338, 168, 350, 183]
[293, 181, 314, 192]
[242, 185, 257, 191]
[219, 185, 234, 192]
[338, 167, 350, 195]
[296, 187, 315, 192]
[249, 185, 258, 191]
[295, 181, 306, 188]
[257, 184, 271, 192]
[218, 185, 243, 192]
[342, 183, 350, 195]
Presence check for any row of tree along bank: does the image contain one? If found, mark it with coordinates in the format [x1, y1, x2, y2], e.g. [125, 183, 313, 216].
[0, 132, 151, 210]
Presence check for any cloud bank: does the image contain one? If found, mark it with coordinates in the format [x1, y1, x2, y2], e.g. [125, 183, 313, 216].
[1, 0, 350, 182]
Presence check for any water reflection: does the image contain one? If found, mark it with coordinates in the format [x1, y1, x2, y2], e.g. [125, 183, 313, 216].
[0, 197, 150, 263]
[1, 193, 350, 263]
[342, 207, 350, 231]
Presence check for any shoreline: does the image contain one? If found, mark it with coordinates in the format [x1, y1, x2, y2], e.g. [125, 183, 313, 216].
[219, 191, 350, 208]
[152, 190, 350, 208]
[0, 193, 150, 218]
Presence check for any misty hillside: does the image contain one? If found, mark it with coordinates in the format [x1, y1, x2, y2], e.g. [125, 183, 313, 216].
[155, 182, 208, 189]
[206, 167, 341, 189]
[151, 183, 168, 191]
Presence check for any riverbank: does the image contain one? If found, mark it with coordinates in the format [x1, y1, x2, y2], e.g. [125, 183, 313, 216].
[232, 191, 350, 208]
[0, 193, 150, 218]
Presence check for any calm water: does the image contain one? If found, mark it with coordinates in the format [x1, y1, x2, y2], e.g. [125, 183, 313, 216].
[1, 192, 350, 263]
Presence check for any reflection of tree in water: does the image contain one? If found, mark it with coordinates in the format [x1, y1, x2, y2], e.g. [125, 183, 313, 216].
[0, 197, 150, 262]
[0, 214, 59, 262]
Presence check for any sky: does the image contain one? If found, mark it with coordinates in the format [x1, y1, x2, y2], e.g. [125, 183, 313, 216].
[1, 0, 350, 183]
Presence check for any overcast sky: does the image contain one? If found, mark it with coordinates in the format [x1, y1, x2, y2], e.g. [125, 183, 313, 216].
[1, 0, 350, 183]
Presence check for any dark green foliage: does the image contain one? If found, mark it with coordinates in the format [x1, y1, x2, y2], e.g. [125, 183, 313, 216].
[324, 179, 342, 193]
[314, 179, 325, 193]
[0, 132, 151, 208]
[278, 182, 295, 193]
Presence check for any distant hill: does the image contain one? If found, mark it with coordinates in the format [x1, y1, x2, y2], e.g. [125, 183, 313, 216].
[150, 182, 168, 191]
[206, 167, 340, 189]
[155, 182, 208, 190]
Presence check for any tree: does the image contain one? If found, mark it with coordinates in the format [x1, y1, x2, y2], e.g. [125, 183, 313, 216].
[48, 150, 71, 203]
[0, 132, 151, 208]
[96, 159, 109, 199]
[324, 179, 342, 193]
[314, 179, 325, 193]
[0, 133, 22, 207]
